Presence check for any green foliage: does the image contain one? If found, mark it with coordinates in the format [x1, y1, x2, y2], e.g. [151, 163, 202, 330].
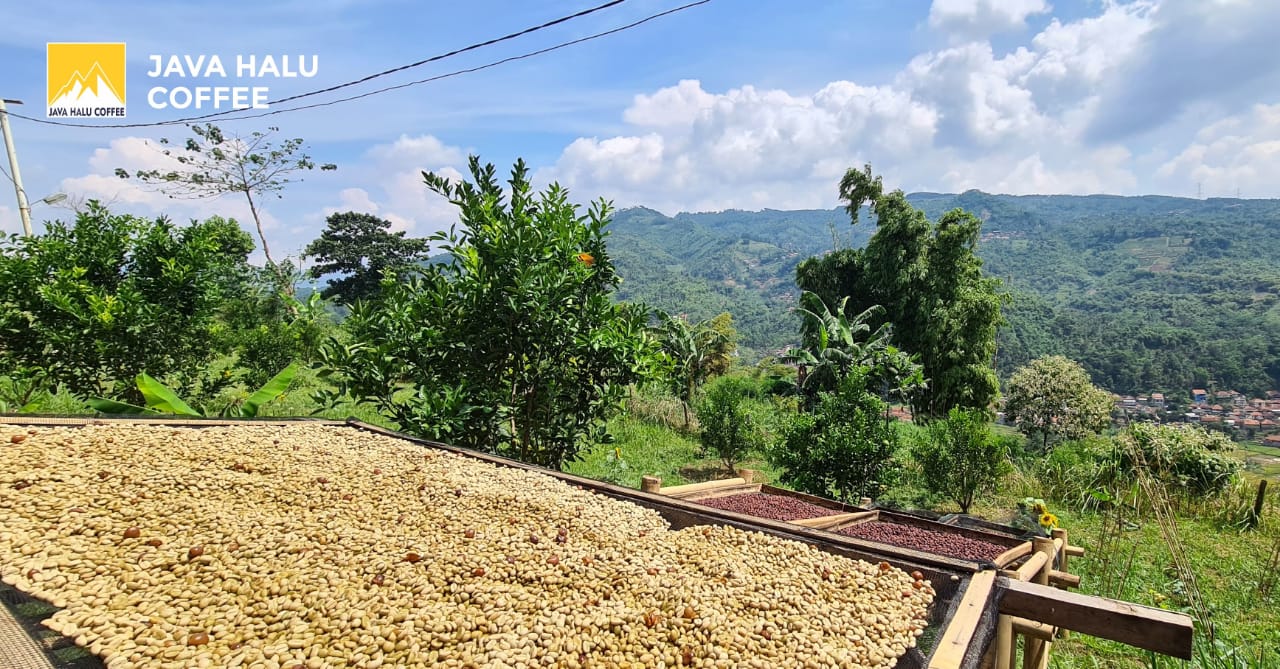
[1115, 423, 1241, 499]
[1004, 355, 1113, 453]
[316, 157, 657, 469]
[796, 165, 1006, 419]
[653, 311, 733, 428]
[0, 204, 253, 400]
[912, 407, 1009, 513]
[304, 211, 429, 304]
[769, 371, 900, 503]
[782, 290, 924, 409]
[696, 376, 762, 474]
[87, 363, 298, 418]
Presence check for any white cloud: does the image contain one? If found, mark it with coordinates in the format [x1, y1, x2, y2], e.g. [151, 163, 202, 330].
[310, 134, 471, 238]
[1155, 103, 1280, 198]
[928, 0, 1051, 39]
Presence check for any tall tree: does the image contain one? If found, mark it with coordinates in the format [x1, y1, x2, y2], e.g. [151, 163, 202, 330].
[316, 157, 657, 469]
[1004, 355, 1113, 453]
[115, 124, 335, 292]
[0, 203, 253, 399]
[304, 211, 429, 304]
[796, 164, 1006, 419]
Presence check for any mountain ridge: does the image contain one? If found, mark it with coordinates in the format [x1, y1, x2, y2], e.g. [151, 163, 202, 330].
[607, 192, 1280, 396]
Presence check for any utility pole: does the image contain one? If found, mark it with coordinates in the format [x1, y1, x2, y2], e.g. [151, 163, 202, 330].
[0, 98, 33, 236]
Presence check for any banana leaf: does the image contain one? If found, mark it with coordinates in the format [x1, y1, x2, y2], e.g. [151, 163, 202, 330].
[136, 373, 201, 416]
[237, 362, 299, 417]
[87, 397, 155, 415]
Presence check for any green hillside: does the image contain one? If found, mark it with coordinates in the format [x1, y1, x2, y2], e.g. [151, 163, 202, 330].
[608, 194, 1280, 396]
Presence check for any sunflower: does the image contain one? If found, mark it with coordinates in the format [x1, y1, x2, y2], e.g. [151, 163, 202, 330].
[1033, 501, 1047, 515]
[577, 252, 595, 267]
[1038, 512, 1059, 529]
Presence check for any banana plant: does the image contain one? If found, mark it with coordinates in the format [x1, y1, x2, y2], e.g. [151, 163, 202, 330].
[89, 363, 299, 418]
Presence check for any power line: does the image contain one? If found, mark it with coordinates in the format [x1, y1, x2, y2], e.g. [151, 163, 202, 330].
[7, 0, 700, 130]
[152, 1, 712, 125]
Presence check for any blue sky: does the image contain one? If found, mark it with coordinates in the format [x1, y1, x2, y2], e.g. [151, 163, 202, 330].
[3, 0, 1279, 263]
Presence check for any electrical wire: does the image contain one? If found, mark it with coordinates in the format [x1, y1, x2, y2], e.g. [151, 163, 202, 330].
[6, 0, 707, 129]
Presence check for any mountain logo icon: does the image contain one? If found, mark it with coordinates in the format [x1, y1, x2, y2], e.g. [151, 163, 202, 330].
[47, 43, 127, 118]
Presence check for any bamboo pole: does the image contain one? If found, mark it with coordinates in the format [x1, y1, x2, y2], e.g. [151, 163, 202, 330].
[1022, 537, 1056, 668]
[995, 614, 1014, 669]
[1051, 527, 1072, 640]
[640, 475, 662, 494]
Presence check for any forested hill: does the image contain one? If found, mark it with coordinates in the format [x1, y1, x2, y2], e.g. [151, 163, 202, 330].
[607, 193, 1280, 397]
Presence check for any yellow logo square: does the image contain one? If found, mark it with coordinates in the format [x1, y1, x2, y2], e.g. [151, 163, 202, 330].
[47, 42, 126, 118]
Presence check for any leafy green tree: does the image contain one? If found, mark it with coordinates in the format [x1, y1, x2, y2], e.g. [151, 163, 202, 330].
[1004, 355, 1113, 453]
[316, 157, 657, 469]
[654, 311, 731, 428]
[704, 312, 738, 377]
[912, 408, 1009, 513]
[769, 370, 900, 503]
[115, 123, 336, 292]
[304, 211, 429, 304]
[696, 376, 761, 474]
[0, 203, 253, 399]
[796, 164, 1006, 419]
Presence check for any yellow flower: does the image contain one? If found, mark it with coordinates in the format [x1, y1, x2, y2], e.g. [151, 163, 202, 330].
[1038, 512, 1059, 529]
[613, 447, 621, 461]
[1033, 501, 1047, 514]
[577, 252, 595, 267]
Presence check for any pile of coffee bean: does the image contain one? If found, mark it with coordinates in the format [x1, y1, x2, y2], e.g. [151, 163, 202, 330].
[835, 521, 1008, 563]
[694, 493, 843, 521]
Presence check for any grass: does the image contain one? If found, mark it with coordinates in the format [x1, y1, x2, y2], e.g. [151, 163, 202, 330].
[566, 414, 784, 488]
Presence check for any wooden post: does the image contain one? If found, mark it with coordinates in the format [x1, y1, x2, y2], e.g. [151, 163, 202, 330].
[1251, 480, 1268, 528]
[995, 615, 1014, 669]
[859, 496, 873, 508]
[738, 468, 756, 484]
[1023, 537, 1055, 669]
[640, 475, 662, 494]
[1051, 528, 1071, 639]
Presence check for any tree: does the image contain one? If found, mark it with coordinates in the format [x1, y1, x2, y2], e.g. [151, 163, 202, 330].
[913, 408, 1009, 513]
[316, 157, 657, 469]
[796, 164, 1006, 420]
[654, 311, 731, 428]
[704, 312, 738, 377]
[304, 211, 429, 304]
[0, 203, 253, 399]
[1004, 355, 1113, 453]
[769, 370, 901, 503]
[115, 124, 336, 291]
[696, 376, 760, 474]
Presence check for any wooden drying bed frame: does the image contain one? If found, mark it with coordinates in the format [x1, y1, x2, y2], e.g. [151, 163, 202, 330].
[646, 474, 1030, 568]
[0, 416, 1194, 669]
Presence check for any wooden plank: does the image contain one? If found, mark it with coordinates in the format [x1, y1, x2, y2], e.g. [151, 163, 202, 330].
[1064, 545, 1085, 557]
[1014, 553, 1048, 582]
[1009, 616, 1054, 642]
[929, 570, 998, 669]
[992, 543, 1032, 568]
[791, 510, 877, 529]
[1048, 570, 1080, 589]
[659, 478, 751, 497]
[680, 483, 764, 501]
[997, 577, 1193, 659]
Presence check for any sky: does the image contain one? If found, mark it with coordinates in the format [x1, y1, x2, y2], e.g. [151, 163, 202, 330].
[2, 0, 1279, 263]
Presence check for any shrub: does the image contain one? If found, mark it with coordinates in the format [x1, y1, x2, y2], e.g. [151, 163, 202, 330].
[769, 371, 900, 503]
[696, 376, 761, 474]
[912, 407, 1009, 513]
[1113, 423, 1240, 499]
